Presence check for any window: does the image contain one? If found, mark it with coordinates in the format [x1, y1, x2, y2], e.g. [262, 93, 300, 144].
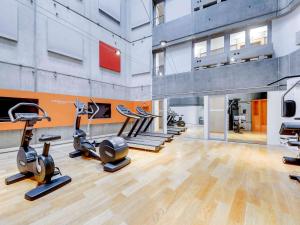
[0, 97, 39, 122]
[210, 36, 224, 55]
[230, 31, 246, 51]
[194, 41, 207, 58]
[250, 26, 268, 46]
[88, 103, 111, 119]
[153, 51, 165, 76]
[154, 2, 165, 26]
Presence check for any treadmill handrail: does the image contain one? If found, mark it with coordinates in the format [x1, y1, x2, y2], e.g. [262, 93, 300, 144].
[136, 107, 161, 118]
[116, 105, 140, 119]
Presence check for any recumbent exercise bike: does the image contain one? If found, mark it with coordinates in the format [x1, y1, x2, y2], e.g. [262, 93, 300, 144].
[5, 103, 71, 201]
[70, 99, 131, 172]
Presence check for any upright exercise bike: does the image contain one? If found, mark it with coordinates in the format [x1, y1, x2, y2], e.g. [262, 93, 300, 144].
[5, 103, 72, 201]
[70, 99, 131, 172]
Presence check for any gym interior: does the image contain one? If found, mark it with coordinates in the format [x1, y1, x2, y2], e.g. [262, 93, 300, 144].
[0, 0, 300, 224]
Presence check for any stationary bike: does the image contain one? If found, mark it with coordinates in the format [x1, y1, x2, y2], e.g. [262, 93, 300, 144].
[168, 110, 186, 127]
[5, 103, 72, 201]
[176, 114, 186, 127]
[70, 99, 131, 172]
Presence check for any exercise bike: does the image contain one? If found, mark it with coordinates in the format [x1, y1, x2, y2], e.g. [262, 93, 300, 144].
[70, 99, 131, 172]
[168, 110, 186, 128]
[233, 115, 246, 134]
[5, 103, 72, 201]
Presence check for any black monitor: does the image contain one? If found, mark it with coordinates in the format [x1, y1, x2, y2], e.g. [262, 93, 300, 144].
[0, 97, 39, 122]
[88, 102, 111, 119]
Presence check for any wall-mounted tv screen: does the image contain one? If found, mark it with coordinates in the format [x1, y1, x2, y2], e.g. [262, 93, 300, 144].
[88, 102, 111, 119]
[0, 97, 39, 122]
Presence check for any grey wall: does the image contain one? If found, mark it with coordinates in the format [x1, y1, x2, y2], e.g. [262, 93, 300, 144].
[0, 123, 132, 150]
[0, 0, 152, 101]
[152, 0, 300, 99]
[0, 0, 153, 149]
[153, 0, 300, 48]
[153, 58, 281, 99]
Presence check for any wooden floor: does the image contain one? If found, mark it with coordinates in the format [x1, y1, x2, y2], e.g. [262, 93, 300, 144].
[0, 138, 299, 225]
[228, 131, 267, 144]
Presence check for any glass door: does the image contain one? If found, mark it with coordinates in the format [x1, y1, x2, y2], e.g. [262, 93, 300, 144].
[208, 95, 227, 140]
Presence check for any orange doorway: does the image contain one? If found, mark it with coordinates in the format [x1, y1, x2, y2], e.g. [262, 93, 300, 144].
[251, 99, 267, 133]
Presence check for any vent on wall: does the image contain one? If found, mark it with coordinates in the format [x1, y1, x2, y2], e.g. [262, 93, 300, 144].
[0, 0, 18, 41]
[47, 19, 84, 61]
[99, 42, 121, 73]
[193, 0, 227, 12]
[98, 0, 121, 23]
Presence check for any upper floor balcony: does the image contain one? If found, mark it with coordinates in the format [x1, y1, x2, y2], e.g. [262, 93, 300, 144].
[153, 0, 299, 47]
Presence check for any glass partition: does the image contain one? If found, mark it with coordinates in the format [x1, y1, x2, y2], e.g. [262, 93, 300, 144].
[208, 95, 226, 140]
[153, 51, 165, 76]
[168, 96, 204, 139]
[227, 92, 267, 144]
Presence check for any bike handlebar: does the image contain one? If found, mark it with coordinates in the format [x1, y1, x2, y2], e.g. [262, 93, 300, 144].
[8, 103, 50, 123]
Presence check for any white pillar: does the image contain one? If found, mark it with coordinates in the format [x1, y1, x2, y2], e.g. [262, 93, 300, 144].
[163, 98, 168, 134]
[204, 96, 209, 140]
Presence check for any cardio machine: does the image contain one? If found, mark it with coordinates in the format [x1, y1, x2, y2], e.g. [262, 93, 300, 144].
[279, 122, 300, 182]
[70, 99, 131, 172]
[135, 106, 174, 142]
[5, 103, 71, 201]
[268, 76, 300, 183]
[116, 105, 164, 152]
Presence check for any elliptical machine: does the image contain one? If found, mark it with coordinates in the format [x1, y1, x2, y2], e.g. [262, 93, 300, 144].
[70, 99, 131, 172]
[5, 103, 72, 201]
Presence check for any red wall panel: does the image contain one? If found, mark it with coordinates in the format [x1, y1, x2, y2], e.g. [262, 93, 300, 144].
[99, 42, 121, 73]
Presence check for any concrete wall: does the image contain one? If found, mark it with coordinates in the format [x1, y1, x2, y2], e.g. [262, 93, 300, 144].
[0, 0, 153, 148]
[165, 42, 192, 75]
[0, 0, 152, 101]
[0, 123, 130, 150]
[153, 0, 300, 47]
[165, 0, 191, 23]
[128, 0, 152, 100]
[153, 58, 278, 99]
[272, 5, 300, 57]
[170, 106, 203, 125]
[267, 91, 285, 146]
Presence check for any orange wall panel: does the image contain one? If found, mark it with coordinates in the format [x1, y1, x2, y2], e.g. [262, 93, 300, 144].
[251, 99, 267, 133]
[0, 89, 151, 131]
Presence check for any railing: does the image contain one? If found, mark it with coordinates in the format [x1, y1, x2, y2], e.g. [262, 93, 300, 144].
[194, 43, 274, 69]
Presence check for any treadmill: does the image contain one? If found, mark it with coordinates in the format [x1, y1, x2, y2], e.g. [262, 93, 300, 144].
[135, 107, 174, 142]
[116, 105, 164, 152]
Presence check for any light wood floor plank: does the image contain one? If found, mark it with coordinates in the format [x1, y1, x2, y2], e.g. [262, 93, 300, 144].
[0, 138, 299, 225]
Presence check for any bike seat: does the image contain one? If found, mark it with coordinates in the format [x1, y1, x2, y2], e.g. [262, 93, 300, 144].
[39, 135, 61, 142]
